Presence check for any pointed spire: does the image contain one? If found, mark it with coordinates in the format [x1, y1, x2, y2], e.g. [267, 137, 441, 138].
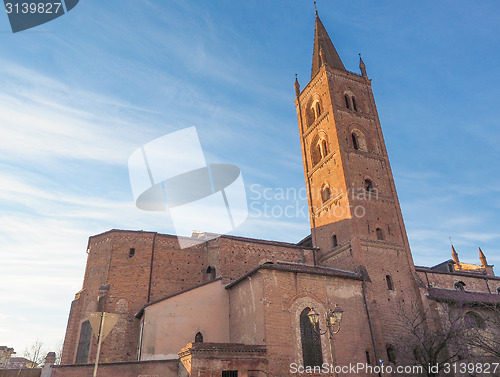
[294, 74, 301, 98]
[479, 247, 488, 267]
[359, 53, 367, 77]
[451, 245, 460, 263]
[311, 13, 346, 79]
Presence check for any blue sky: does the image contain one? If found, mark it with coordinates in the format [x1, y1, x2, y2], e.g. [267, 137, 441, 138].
[0, 0, 499, 355]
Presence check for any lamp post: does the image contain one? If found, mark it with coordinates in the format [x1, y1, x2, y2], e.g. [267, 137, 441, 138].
[308, 305, 344, 374]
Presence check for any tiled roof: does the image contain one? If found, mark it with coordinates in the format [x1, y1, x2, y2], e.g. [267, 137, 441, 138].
[426, 288, 500, 305]
[226, 261, 362, 289]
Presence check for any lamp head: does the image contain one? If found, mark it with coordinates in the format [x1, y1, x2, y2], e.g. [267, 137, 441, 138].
[333, 305, 343, 323]
[307, 308, 320, 326]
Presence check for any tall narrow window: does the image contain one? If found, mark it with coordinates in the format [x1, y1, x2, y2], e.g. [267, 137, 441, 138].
[365, 350, 371, 365]
[320, 139, 328, 157]
[315, 102, 322, 118]
[365, 179, 373, 193]
[317, 144, 323, 160]
[129, 248, 135, 258]
[352, 96, 358, 112]
[345, 94, 350, 109]
[321, 186, 331, 203]
[332, 235, 338, 248]
[386, 275, 394, 291]
[386, 345, 396, 364]
[207, 266, 216, 280]
[376, 228, 384, 240]
[352, 133, 359, 150]
[497, 287, 500, 294]
[195, 332, 204, 342]
[300, 308, 323, 367]
[75, 320, 92, 364]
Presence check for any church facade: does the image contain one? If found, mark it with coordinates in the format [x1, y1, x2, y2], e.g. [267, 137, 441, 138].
[53, 13, 500, 377]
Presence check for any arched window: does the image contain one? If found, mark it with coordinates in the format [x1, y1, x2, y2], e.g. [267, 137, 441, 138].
[344, 94, 350, 109]
[386, 345, 396, 364]
[497, 287, 500, 294]
[315, 102, 322, 118]
[320, 139, 328, 157]
[352, 96, 358, 112]
[386, 275, 394, 290]
[464, 312, 485, 329]
[321, 185, 331, 203]
[300, 308, 323, 367]
[454, 281, 466, 291]
[352, 133, 359, 150]
[129, 248, 135, 258]
[376, 228, 384, 240]
[75, 320, 92, 364]
[332, 235, 338, 248]
[195, 332, 204, 342]
[365, 179, 373, 193]
[207, 266, 216, 280]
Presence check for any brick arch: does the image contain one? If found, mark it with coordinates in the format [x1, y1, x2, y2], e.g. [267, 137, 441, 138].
[310, 130, 330, 167]
[287, 295, 332, 366]
[340, 86, 365, 113]
[305, 93, 322, 126]
[347, 123, 371, 152]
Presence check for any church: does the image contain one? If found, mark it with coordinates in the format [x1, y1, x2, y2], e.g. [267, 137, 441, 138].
[52, 12, 500, 377]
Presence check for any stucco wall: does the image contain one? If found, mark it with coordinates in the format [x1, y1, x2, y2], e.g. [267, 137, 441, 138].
[140, 279, 229, 360]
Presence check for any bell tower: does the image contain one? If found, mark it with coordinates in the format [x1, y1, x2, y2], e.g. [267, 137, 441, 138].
[294, 13, 423, 361]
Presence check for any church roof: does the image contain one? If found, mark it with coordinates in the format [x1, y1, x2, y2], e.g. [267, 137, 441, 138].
[426, 287, 500, 306]
[311, 14, 345, 78]
[225, 261, 362, 289]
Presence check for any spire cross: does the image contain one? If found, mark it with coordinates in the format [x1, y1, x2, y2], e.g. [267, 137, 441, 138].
[314, 1, 318, 15]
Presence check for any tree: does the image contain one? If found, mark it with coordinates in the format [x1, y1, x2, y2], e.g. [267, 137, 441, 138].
[464, 304, 500, 360]
[23, 340, 47, 368]
[393, 301, 468, 377]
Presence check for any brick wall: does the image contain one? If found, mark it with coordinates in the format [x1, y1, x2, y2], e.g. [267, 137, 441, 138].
[52, 359, 177, 377]
[0, 370, 41, 377]
[61, 230, 315, 365]
[229, 268, 375, 377]
[416, 269, 500, 293]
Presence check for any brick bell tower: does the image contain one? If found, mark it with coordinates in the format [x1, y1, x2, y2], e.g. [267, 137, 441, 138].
[294, 12, 424, 361]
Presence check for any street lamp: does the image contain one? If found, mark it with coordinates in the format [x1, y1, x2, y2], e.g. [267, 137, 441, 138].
[308, 305, 343, 337]
[308, 305, 344, 376]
